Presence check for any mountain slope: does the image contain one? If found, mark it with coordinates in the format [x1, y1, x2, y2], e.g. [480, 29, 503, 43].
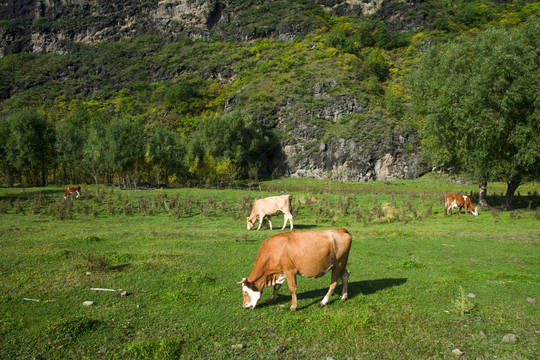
[0, 0, 536, 182]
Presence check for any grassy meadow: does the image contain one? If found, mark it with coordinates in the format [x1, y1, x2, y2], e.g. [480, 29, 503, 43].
[0, 175, 538, 359]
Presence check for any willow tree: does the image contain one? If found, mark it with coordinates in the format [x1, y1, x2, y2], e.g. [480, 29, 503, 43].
[408, 18, 539, 210]
[3, 109, 56, 186]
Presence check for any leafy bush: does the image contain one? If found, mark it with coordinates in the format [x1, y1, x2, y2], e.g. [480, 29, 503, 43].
[362, 47, 391, 82]
[187, 110, 277, 178]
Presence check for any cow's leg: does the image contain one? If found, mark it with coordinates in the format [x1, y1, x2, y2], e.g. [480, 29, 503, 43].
[256, 214, 265, 230]
[447, 200, 459, 215]
[267, 285, 282, 304]
[281, 211, 293, 230]
[288, 212, 293, 230]
[75, 190, 80, 199]
[288, 213, 293, 230]
[266, 284, 281, 304]
[285, 272, 298, 311]
[320, 267, 342, 307]
[267, 216, 273, 230]
[340, 269, 350, 301]
[267, 274, 286, 305]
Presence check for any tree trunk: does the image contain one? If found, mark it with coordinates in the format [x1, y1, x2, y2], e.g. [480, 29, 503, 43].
[478, 181, 488, 208]
[94, 174, 99, 198]
[501, 177, 520, 210]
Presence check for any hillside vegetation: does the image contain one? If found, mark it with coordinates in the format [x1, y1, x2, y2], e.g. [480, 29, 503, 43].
[0, 0, 538, 188]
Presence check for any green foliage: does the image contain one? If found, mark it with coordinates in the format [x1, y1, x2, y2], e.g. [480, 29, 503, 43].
[362, 47, 391, 82]
[187, 110, 276, 178]
[106, 117, 146, 176]
[408, 18, 540, 186]
[55, 113, 88, 183]
[324, 17, 376, 55]
[2, 109, 55, 185]
[147, 126, 185, 185]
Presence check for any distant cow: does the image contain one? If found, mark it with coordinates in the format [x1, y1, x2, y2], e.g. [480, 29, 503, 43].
[64, 186, 81, 199]
[445, 193, 478, 215]
[247, 194, 293, 231]
[239, 228, 352, 311]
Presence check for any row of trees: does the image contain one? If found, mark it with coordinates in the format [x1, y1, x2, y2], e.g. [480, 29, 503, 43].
[0, 109, 276, 191]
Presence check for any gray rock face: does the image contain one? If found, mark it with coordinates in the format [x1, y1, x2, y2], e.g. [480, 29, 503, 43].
[282, 137, 421, 181]
[272, 80, 424, 181]
[0, 1, 430, 56]
[277, 116, 423, 182]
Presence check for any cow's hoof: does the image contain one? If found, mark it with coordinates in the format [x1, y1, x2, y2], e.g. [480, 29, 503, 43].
[289, 307, 296, 312]
[319, 303, 326, 308]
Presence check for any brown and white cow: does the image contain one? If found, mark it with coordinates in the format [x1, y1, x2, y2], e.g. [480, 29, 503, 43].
[445, 193, 478, 215]
[239, 228, 352, 311]
[247, 194, 293, 231]
[64, 186, 81, 199]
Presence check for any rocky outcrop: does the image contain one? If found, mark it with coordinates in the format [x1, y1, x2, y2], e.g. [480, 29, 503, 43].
[315, 0, 385, 16]
[279, 126, 422, 181]
[272, 79, 424, 182]
[1, 0, 230, 56]
[312, 81, 367, 121]
[0, 0, 429, 56]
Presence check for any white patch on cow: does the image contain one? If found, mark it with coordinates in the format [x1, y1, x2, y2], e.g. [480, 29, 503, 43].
[275, 274, 286, 285]
[242, 284, 261, 309]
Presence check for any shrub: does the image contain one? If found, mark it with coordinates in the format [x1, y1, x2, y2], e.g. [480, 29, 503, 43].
[362, 47, 391, 82]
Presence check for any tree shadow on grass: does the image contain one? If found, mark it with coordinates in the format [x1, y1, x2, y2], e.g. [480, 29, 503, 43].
[0, 189, 66, 201]
[109, 264, 131, 272]
[265, 278, 407, 310]
[289, 224, 319, 230]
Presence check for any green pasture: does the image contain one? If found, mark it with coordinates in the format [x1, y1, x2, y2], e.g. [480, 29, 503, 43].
[0, 176, 538, 359]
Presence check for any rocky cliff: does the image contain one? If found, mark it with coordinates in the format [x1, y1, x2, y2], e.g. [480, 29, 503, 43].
[2, 0, 422, 56]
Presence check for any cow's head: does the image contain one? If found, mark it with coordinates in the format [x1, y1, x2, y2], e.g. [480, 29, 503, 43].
[238, 278, 260, 309]
[246, 217, 255, 230]
[466, 197, 479, 215]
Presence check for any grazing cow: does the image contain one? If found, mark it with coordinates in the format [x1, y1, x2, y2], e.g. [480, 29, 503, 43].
[445, 193, 478, 215]
[64, 186, 81, 199]
[247, 194, 293, 231]
[239, 228, 352, 311]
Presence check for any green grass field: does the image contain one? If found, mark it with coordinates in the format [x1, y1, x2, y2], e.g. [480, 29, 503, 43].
[1, 176, 538, 359]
